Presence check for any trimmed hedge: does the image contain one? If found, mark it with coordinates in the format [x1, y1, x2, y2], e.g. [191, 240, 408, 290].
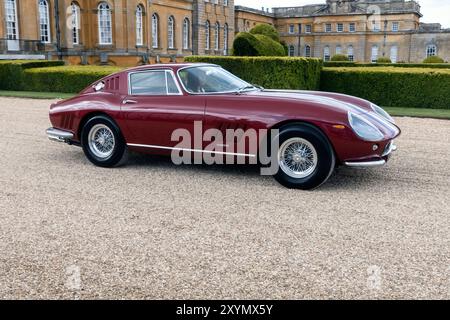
[0, 60, 65, 90]
[331, 54, 349, 61]
[323, 61, 450, 69]
[185, 56, 323, 90]
[321, 67, 450, 109]
[23, 66, 122, 93]
[249, 24, 280, 42]
[232, 32, 285, 57]
[423, 56, 444, 63]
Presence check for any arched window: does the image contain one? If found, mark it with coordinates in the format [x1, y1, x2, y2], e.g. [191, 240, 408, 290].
[168, 16, 175, 49]
[136, 5, 144, 46]
[335, 45, 342, 55]
[38, 0, 51, 43]
[426, 44, 437, 57]
[223, 23, 228, 54]
[324, 46, 330, 61]
[98, 2, 112, 45]
[183, 18, 190, 50]
[305, 45, 311, 57]
[151, 14, 159, 48]
[347, 45, 354, 61]
[71, 2, 80, 45]
[390, 46, 398, 63]
[288, 45, 295, 57]
[205, 20, 210, 50]
[214, 22, 220, 50]
[371, 45, 378, 63]
[5, 0, 18, 40]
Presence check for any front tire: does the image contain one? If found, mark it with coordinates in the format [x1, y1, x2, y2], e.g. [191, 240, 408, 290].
[273, 123, 335, 190]
[81, 115, 128, 167]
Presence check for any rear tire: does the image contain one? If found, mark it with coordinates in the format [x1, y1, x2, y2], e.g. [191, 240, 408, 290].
[81, 115, 128, 167]
[273, 123, 335, 190]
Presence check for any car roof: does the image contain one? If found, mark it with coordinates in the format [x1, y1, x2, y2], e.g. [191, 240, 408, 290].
[124, 63, 216, 73]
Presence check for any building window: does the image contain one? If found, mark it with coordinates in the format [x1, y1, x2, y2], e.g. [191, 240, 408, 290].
[305, 24, 312, 33]
[223, 23, 228, 54]
[288, 45, 295, 57]
[289, 24, 295, 34]
[335, 45, 342, 55]
[214, 22, 220, 50]
[223, 0, 228, 6]
[168, 16, 175, 49]
[337, 23, 343, 32]
[349, 23, 356, 32]
[325, 23, 332, 32]
[183, 18, 190, 50]
[371, 45, 378, 62]
[372, 20, 380, 32]
[136, 5, 144, 46]
[324, 46, 330, 61]
[390, 46, 398, 63]
[426, 44, 437, 57]
[98, 2, 112, 45]
[5, 0, 18, 40]
[71, 2, 80, 45]
[305, 45, 311, 57]
[205, 20, 210, 50]
[347, 45, 354, 61]
[392, 22, 399, 32]
[152, 14, 159, 48]
[38, 0, 51, 43]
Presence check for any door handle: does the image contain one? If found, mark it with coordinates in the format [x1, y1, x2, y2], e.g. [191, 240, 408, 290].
[122, 99, 137, 104]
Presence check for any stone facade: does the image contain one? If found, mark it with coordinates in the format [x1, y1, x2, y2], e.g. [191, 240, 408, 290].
[0, 0, 448, 65]
[235, 0, 450, 63]
[0, 0, 234, 66]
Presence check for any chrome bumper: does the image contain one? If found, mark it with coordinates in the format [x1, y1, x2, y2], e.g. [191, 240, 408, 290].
[46, 127, 74, 143]
[345, 141, 397, 168]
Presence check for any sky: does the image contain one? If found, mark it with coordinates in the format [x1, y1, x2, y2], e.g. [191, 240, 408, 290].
[234, 0, 450, 28]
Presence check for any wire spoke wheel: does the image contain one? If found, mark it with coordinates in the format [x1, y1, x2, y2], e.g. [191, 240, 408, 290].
[88, 124, 115, 159]
[278, 137, 318, 179]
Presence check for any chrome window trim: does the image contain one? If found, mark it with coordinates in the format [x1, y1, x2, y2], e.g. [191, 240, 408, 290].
[127, 69, 183, 96]
[176, 65, 256, 95]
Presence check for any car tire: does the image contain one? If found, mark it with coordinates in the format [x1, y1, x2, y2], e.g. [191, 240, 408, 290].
[273, 123, 335, 190]
[81, 115, 129, 168]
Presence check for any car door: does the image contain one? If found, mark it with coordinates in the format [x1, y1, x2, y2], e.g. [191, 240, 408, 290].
[204, 94, 269, 157]
[121, 69, 205, 150]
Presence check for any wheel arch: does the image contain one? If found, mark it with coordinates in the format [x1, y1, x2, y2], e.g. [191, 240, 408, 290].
[269, 119, 339, 163]
[77, 111, 120, 141]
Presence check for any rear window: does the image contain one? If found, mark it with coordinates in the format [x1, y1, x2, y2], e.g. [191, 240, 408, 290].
[129, 70, 181, 95]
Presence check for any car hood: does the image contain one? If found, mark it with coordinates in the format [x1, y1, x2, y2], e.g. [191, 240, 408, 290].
[246, 89, 373, 114]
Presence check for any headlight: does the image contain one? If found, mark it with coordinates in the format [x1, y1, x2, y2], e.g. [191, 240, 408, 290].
[348, 112, 384, 141]
[371, 103, 395, 123]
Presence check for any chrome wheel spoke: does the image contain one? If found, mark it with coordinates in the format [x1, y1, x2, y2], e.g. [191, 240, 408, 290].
[88, 124, 115, 159]
[278, 138, 318, 179]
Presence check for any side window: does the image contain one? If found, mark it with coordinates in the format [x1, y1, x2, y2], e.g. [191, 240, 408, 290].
[129, 70, 180, 95]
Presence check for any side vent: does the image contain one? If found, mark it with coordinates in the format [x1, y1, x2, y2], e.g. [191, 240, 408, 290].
[104, 76, 120, 91]
[61, 114, 74, 129]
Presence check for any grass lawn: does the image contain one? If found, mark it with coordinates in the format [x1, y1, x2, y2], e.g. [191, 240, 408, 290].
[0, 90, 74, 99]
[384, 107, 450, 120]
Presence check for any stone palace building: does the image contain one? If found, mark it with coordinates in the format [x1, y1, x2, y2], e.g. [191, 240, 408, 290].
[0, 0, 448, 65]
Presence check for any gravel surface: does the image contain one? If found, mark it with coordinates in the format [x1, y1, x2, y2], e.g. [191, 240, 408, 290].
[0, 96, 449, 299]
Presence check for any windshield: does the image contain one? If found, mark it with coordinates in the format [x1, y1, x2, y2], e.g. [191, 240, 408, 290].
[178, 66, 254, 94]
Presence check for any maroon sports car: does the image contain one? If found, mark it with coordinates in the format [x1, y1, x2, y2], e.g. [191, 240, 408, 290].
[47, 63, 400, 189]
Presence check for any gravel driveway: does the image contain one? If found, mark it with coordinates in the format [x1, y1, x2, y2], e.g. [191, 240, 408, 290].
[0, 96, 449, 299]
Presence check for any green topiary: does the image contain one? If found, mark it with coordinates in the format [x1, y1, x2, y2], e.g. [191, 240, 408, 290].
[232, 32, 285, 57]
[423, 56, 445, 63]
[249, 24, 280, 42]
[377, 57, 392, 63]
[330, 54, 349, 62]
